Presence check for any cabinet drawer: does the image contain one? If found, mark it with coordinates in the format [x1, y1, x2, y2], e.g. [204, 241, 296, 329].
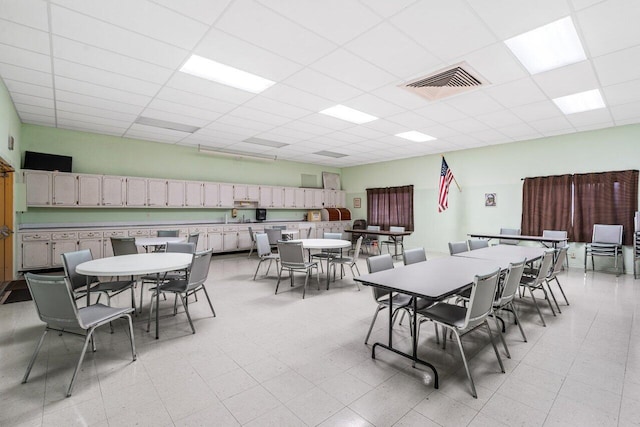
[79, 231, 103, 239]
[189, 227, 206, 234]
[128, 229, 150, 237]
[103, 230, 127, 238]
[22, 233, 51, 241]
[51, 232, 78, 240]
[207, 226, 223, 232]
[224, 226, 238, 232]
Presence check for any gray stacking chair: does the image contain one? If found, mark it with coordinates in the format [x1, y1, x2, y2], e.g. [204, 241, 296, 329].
[147, 250, 214, 334]
[265, 228, 282, 251]
[545, 246, 570, 310]
[499, 228, 520, 245]
[381, 226, 405, 259]
[276, 241, 319, 299]
[519, 250, 556, 326]
[403, 248, 427, 265]
[254, 233, 280, 280]
[62, 249, 136, 309]
[448, 241, 468, 255]
[311, 232, 343, 270]
[364, 254, 413, 344]
[584, 224, 624, 276]
[417, 268, 504, 398]
[491, 259, 527, 358]
[247, 226, 257, 258]
[468, 239, 489, 251]
[187, 232, 200, 248]
[23, 273, 136, 397]
[542, 230, 569, 268]
[110, 237, 138, 256]
[329, 235, 363, 289]
[363, 225, 381, 254]
[154, 230, 179, 252]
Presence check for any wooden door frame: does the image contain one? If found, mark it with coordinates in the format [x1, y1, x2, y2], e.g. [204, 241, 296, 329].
[1, 157, 15, 283]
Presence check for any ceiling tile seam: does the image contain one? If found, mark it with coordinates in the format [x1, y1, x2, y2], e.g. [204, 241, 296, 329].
[46, 1, 59, 128]
[146, 0, 221, 27]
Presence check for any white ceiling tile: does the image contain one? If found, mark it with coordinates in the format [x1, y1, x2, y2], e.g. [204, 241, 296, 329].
[258, 0, 381, 45]
[242, 97, 312, 120]
[443, 91, 505, 116]
[10, 93, 55, 109]
[391, 0, 497, 61]
[277, 119, 333, 136]
[496, 123, 541, 139]
[57, 110, 131, 129]
[54, 59, 161, 96]
[299, 113, 360, 132]
[50, 5, 189, 68]
[472, 128, 512, 143]
[344, 93, 406, 118]
[195, 125, 250, 141]
[19, 113, 56, 126]
[262, 84, 333, 112]
[14, 103, 55, 118]
[3, 79, 53, 98]
[151, 0, 232, 25]
[529, 116, 574, 133]
[610, 101, 640, 122]
[468, 0, 570, 39]
[166, 73, 256, 104]
[486, 78, 548, 108]
[533, 61, 600, 98]
[55, 76, 152, 106]
[511, 100, 562, 122]
[592, 45, 640, 86]
[140, 107, 212, 128]
[214, 0, 336, 65]
[341, 125, 387, 140]
[0, 19, 50, 54]
[186, 136, 235, 149]
[1, 0, 49, 30]
[344, 22, 441, 79]
[414, 103, 468, 124]
[360, 118, 407, 134]
[570, 0, 606, 11]
[249, 132, 299, 145]
[0, 63, 51, 87]
[475, 110, 524, 128]
[369, 85, 436, 111]
[55, 90, 145, 115]
[447, 117, 491, 133]
[565, 108, 613, 127]
[145, 98, 223, 122]
[418, 124, 459, 139]
[323, 131, 366, 144]
[387, 111, 437, 129]
[194, 29, 303, 82]
[229, 106, 293, 127]
[602, 79, 640, 106]
[125, 123, 188, 142]
[57, 121, 125, 136]
[52, 37, 173, 84]
[262, 126, 315, 141]
[56, 101, 137, 122]
[457, 43, 528, 86]
[214, 114, 277, 133]
[221, 142, 272, 154]
[358, 0, 417, 19]
[0, 43, 51, 73]
[573, 121, 615, 132]
[310, 49, 397, 92]
[578, 0, 640, 57]
[155, 87, 237, 115]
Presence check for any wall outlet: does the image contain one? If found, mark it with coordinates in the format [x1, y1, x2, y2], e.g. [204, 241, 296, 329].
[569, 252, 576, 259]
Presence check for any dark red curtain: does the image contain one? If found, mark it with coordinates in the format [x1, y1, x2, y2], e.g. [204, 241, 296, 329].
[367, 185, 414, 231]
[521, 175, 573, 238]
[572, 170, 638, 245]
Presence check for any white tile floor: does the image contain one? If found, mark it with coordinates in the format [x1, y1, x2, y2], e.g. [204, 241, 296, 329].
[1, 251, 639, 426]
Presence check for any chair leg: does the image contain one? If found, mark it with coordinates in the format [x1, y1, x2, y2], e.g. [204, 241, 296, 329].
[125, 313, 137, 361]
[492, 314, 510, 358]
[253, 259, 263, 280]
[139, 282, 145, 314]
[365, 305, 384, 344]
[551, 276, 570, 305]
[180, 294, 196, 334]
[450, 327, 477, 398]
[485, 320, 505, 373]
[265, 259, 273, 277]
[302, 270, 309, 299]
[525, 286, 546, 327]
[147, 291, 156, 332]
[22, 329, 48, 384]
[200, 285, 216, 317]
[509, 302, 527, 342]
[545, 280, 562, 313]
[275, 266, 283, 294]
[67, 327, 95, 397]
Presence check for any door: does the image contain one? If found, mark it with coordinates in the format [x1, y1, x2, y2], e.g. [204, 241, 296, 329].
[1, 161, 14, 282]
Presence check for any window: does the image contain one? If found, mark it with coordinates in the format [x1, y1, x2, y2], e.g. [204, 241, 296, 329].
[366, 185, 414, 231]
[521, 170, 638, 244]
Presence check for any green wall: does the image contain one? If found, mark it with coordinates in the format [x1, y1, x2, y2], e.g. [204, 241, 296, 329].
[0, 80, 22, 169]
[342, 124, 640, 258]
[19, 124, 340, 224]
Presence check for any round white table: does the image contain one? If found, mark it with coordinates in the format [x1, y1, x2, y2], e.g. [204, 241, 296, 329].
[76, 253, 192, 339]
[289, 239, 352, 289]
[135, 236, 185, 252]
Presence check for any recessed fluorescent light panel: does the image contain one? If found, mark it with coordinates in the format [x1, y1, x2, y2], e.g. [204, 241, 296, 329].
[319, 105, 378, 124]
[134, 116, 200, 133]
[395, 131, 437, 142]
[198, 145, 277, 161]
[314, 150, 347, 158]
[180, 55, 275, 93]
[244, 137, 289, 148]
[552, 89, 605, 115]
[505, 17, 586, 74]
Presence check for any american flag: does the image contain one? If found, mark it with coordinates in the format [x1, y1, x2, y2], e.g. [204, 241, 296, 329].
[438, 157, 454, 212]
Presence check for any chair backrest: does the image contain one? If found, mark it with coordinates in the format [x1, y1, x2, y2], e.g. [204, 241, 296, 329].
[255, 233, 272, 257]
[448, 241, 468, 255]
[187, 233, 199, 246]
[265, 228, 282, 245]
[248, 226, 255, 243]
[353, 219, 367, 230]
[542, 229, 568, 245]
[186, 250, 213, 288]
[403, 248, 426, 265]
[324, 232, 342, 240]
[157, 230, 179, 237]
[366, 225, 380, 232]
[352, 236, 364, 262]
[468, 239, 489, 250]
[366, 254, 395, 301]
[25, 273, 83, 330]
[278, 241, 306, 266]
[496, 258, 526, 305]
[464, 268, 501, 329]
[306, 227, 313, 238]
[549, 246, 569, 277]
[111, 237, 137, 256]
[166, 242, 196, 254]
[592, 224, 623, 244]
[532, 250, 556, 284]
[499, 228, 520, 245]
[272, 225, 286, 230]
[62, 249, 97, 291]
[389, 226, 405, 242]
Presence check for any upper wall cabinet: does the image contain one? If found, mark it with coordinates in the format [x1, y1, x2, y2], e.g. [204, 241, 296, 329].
[23, 170, 346, 210]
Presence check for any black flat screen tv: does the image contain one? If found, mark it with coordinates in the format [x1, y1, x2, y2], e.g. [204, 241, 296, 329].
[23, 151, 72, 172]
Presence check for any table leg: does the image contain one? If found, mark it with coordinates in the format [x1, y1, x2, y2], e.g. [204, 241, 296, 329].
[155, 272, 160, 339]
[86, 276, 91, 306]
[326, 257, 330, 290]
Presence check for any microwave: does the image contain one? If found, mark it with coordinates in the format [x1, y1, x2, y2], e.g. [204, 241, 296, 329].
[255, 208, 267, 221]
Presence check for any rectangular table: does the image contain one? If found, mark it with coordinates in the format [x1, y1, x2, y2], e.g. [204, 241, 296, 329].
[455, 245, 546, 263]
[468, 233, 566, 249]
[344, 228, 412, 257]
[354, 256, 509, 389]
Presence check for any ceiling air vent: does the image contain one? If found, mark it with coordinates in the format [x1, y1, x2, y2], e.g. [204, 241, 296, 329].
[399, 62, 488, 101]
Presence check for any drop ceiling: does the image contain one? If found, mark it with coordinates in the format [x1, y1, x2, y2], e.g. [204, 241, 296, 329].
[1, 0, 639, 167]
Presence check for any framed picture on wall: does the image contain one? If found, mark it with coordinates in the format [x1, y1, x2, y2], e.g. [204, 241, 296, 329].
[485, 193, 496, 207]
[353, 197, 361, 208]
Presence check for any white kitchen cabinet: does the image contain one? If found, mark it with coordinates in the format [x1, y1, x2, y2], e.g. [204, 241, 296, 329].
[78, 231, 103, 259]
[238, 226, 252, 249]
[233, 184, 260, 201]
[102, 176, 125, 207]
[219, 183, 234, 207]
[323, 190, 337, 208]
[24, 170, 52, 206]
[167, 180, 185, 207]
[147, 179, 167, 207]
[337, 191, 346, 208]
[78, 174, 101, 206]
[207, 227, 223, 252]
[203, 182, 220, 207]
[223, 226, 239, 251]
[259, 186, 285, 208]
[185, 181, 203, 207]
[20, 233, 51, 269]
[284, 187, 305, 208]
[52, 173, 77, 206]
[51, 232, 78, 267]
[304, 188, 324, 209]
[126, 177, 147, 207]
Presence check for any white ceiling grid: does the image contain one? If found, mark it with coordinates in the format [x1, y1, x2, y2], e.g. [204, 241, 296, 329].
[0, 0, 639, 166]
